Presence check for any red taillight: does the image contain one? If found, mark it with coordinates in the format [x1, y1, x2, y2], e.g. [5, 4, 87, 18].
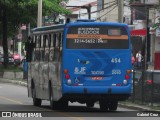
[65, 74, 70, 79]
[125, 69, 131, 80]
[125, 75, 130, 80]
[116, 84, 121, 86]
[147, 80, 153, 84]
[73, 83, 79, 86]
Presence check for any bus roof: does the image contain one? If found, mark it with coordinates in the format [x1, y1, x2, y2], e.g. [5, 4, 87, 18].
[66, 21, 128, 27]
[31, 24, 65, 34]
[31, 21, 129, 35]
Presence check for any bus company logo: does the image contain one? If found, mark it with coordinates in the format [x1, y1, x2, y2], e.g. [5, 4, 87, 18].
[1, 112, 42, 117]
[74, 67, 86, 74]
[2, 112, 11, 117]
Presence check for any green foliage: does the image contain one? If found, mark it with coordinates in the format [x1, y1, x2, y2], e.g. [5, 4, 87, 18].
[0, 65, 23, 72]
[0, 0, 70, 68]
[0, 0, 70, 37]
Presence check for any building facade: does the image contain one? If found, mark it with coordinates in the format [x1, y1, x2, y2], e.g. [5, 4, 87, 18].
[97, 0, 160, 70]
[97, 0, 131, 22]
[66, 0, 97, 21]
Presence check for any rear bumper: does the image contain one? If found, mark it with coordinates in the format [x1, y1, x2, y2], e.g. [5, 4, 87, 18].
[63, 84, 131, 95]
[62, 84, 131, 101]
[63, 93, 130, 101]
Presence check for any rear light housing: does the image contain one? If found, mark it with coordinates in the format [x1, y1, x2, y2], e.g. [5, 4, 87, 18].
[123, 69, 131, 85]
[64, 69, 71, 85]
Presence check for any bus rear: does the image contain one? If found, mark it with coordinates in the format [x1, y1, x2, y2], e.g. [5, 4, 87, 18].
[62, 22, 132, 111]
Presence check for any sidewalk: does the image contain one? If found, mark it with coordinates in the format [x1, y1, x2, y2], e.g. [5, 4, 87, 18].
[119, 101, 160, 111]
[0, 78, 160, 112]
[0, 78, 27, 87]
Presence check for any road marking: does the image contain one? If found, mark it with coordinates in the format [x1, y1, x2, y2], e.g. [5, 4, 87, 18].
[35, 107, 84, 120]
[0, 96, 23, 105]
[0, 95, 84, 120]
[56, 112, 84, 120]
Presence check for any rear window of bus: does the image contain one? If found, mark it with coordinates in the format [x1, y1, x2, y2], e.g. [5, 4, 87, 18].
[66, 26, 129, 49]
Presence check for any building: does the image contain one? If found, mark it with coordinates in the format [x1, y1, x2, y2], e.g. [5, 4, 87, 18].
[66, 0, 97, 21]
[131, 0, 160, 70]
[97, 0, 131, 22]
[97, 0, 160, 70]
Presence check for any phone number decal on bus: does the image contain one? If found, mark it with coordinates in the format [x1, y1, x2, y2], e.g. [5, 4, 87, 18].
[74, 39, 104, 44]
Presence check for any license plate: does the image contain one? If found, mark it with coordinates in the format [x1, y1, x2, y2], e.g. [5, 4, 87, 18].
[91, 77, 103, 80]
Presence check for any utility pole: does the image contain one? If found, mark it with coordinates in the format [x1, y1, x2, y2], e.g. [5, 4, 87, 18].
[2, 0, 9, 68]
[37, 0, 42, 27]
[144, 1, 149, 70]
[118, 0, 124, 23]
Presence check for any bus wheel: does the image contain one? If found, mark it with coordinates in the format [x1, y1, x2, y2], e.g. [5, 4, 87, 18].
[108, 101, 118, 111]
[99, 101, 108, 112]
[59, 100, 68, 109]
[86, 102, 94, 108]
[32, 88, 41, 106]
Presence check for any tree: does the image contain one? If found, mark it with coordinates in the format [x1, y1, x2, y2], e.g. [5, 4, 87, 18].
[0, 0, 70, 68]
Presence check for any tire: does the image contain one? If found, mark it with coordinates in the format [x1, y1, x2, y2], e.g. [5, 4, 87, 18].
[58, 100, 68, 110]
[86, 102, 94, 108]
[32, 88, 42, 106]
[108, 101, 118, 111]
[99, 100, 108, 112]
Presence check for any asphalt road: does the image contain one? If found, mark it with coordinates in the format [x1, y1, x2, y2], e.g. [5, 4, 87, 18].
[0, 83, 159, 120]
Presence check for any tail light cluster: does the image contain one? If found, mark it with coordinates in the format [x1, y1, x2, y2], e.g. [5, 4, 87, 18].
[123, 70, 131, 85]
[64, 69, 71, 85]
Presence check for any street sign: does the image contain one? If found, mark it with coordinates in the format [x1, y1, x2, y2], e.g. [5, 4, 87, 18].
[21, 24, 26, 30]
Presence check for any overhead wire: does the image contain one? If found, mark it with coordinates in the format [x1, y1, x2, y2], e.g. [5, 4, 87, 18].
[96, 5, 118, 20]
[92, 0, 116, 7]
[124, 4, 148, 16]
[80, 1, 117, 15]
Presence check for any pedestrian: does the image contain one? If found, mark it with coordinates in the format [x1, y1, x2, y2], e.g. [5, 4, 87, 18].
[136, 50, 143, 70]
[131, 53, 135, 67]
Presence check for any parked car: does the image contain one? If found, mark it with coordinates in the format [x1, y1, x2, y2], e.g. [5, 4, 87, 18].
[0, 54, 14, 65]
[13, 54, 21, 65]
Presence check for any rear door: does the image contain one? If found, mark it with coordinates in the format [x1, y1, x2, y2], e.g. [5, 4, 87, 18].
[63, 23, 131, 86]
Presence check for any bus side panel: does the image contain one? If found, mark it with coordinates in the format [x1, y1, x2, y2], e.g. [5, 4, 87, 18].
[28, 62, 39, 98]
[49, 62, 63, 101]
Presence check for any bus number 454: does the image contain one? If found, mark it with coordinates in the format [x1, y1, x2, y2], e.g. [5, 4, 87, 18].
[111, 58, 121, 63]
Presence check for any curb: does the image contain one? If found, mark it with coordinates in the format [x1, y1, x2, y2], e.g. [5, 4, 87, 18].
[0, 78, 27, 87]
[118, 103, 158, 111]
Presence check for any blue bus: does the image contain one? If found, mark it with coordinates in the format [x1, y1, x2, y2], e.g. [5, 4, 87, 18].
[26, 20, 132, 111]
